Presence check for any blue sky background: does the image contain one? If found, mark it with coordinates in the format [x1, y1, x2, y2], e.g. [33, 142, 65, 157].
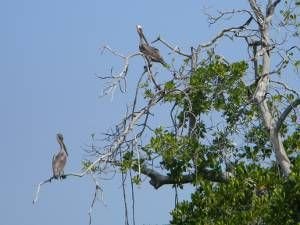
[1, 1, 298, 225]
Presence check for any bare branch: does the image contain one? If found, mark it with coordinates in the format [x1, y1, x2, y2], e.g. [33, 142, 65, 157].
[32, 176, 54, 204]
[88, 174, 105, 225]
[205, 9, 253, 25]
[276, 98, 300, 132]
[197, 16, 253, 49]
[271, 80, 300, 97]
[151, 36, 191, 58]
[98, 45, 141, 97]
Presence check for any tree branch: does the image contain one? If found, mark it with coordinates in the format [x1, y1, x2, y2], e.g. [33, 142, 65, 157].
[33, 151, 113, 204]
[266, 0, 281, 19]
[197, 16, 253, 49]
[249, 0, 291, 176]
[32, 176, 54, 204]
[98, 45, 141, 97]
[248, 0, 265, 26]
[140, 164, 232, 189]
[276, 98, 300, 132]
[151, 36, 191, 58]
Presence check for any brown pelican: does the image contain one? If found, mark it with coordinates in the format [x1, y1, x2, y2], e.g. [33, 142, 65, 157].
[52, 133, 68, 179]
[136, 25, 166, 66]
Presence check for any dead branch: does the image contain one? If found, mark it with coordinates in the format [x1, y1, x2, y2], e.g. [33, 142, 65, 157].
[197, 16, 253, 50]
[205, 9, 253, 25]
[276, 98, 300, 132]
[88, 174, 105, 225]
[270, 80, 300, 97]
[97, 45, 141, 97]
[32, 176, 55, 204]
[151, 36, 191, 58]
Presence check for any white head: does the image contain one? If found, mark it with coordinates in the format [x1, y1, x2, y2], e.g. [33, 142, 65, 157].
[137, 25, 145, 36]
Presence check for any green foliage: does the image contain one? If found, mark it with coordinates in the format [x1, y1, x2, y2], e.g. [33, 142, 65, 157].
[131, 57, 300, 224]
[143, 58, 300, 224]
[241, 124, 273, 161]
[175, 60, 249, 130]
[115, 12, 300, 221]
[171, 158, 300, 225]
[283, 127, 300, 155]
[82, 160, 98, 172]
[145, 128, 199, 182]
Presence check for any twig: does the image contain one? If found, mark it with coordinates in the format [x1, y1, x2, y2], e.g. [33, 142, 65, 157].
[98, 45, 141, 97]
[197, 16, 253, 50]
[151, 36, 191, 58]
[271, 80, 300, 97]
[32, 176, 55, 204]
[88, 174, 105, 225]
[121, 151, 129, 225]
[276, 98, 300, 132]
[129, 169, 136, 225]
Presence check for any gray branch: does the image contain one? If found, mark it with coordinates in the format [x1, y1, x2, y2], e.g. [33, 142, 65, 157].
[249, 0, 265, 26]
[197, 16, 253, 49]
[276, 98, 300, 132]
[249, 0, 291, 176]
[140, 164, 232, 189]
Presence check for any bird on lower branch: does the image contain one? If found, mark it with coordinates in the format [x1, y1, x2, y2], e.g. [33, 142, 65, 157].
[52, 133, 68, 179]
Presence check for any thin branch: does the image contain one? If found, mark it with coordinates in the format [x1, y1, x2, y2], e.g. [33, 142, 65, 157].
[88, 185, 99, 225]
[197, 16, 253, 49]
[151, 36, 191, 58]
[98, 45, 141, 97]
[88, 173, 105, 225]
[129, 170, 136, 225]
[32, 176, 55, 204]
[276, 98, 300, 132]
[270, 80, 300, 97]
[207, 9, 253, 24]
[121, 152, 129, 225]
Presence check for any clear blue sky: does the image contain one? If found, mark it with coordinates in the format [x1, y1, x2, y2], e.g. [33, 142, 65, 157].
[2, 1, 294, 225]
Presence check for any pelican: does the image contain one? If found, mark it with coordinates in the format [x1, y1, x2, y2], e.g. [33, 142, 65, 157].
[136, 25, 166, 66]
[52, 133, 68, 179]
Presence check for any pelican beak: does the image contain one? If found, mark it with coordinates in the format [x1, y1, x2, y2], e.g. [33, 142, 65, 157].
[136, 25, 148, 44]
[56, 133, 64, 142]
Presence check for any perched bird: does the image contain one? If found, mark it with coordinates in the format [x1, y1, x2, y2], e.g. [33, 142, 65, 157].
[136, 25, 166, 66]
[52, 133, 68, 179]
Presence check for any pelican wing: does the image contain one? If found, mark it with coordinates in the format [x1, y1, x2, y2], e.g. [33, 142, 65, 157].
[139, 43, 166, 65]
[52, 152, 67, 178]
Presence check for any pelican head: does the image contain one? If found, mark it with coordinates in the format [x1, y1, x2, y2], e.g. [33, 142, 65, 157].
[56, 133, 64, 143]
[136, 24, 148, 45]
[136, 25, 143, 34]
[56, 133, 68, 156]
